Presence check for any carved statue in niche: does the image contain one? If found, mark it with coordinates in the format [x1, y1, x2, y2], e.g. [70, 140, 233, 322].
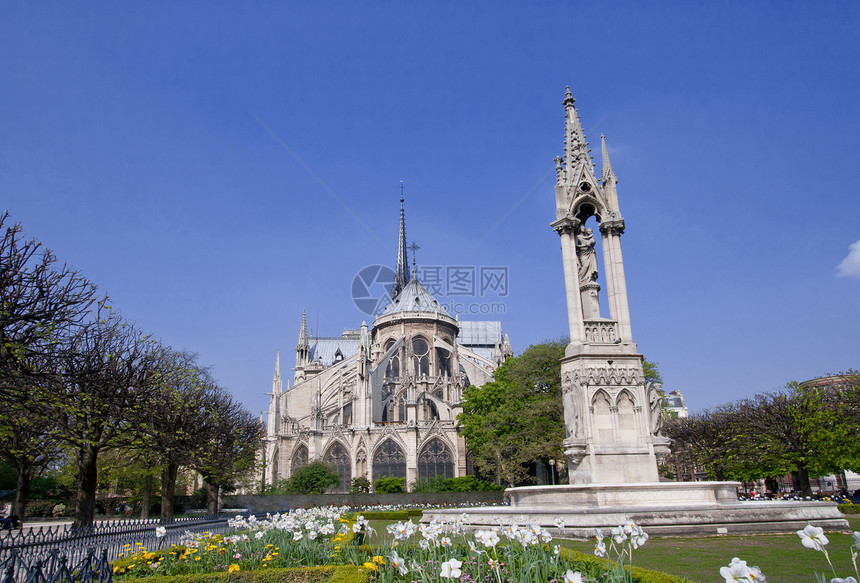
[562, 376, 581, 439]
[575, 225, 599, 284]
[646, 382, 664, 436]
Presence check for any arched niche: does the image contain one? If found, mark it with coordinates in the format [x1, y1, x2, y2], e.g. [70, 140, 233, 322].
[591, 390, 614, 442]
[616, 390, 637, 441]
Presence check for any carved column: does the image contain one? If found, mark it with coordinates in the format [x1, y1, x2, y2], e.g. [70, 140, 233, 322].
[553, 218, 586, 348]
[600, 220, 632, 342]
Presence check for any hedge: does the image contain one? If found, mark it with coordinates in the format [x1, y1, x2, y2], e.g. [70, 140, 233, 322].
[838, 503, 858, 514]
[118, 566, 370, 583]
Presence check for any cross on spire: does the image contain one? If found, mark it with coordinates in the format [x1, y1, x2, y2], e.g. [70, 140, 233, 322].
[409, 241, 420, 275]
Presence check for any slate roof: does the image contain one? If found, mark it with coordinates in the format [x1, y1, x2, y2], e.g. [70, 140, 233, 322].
[457, 320, 503, 347]
[381, 278, 450, 317]
[308, 338, 361, 367]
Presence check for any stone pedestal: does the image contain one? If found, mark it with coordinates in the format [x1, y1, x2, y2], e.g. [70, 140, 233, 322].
[422, 482, 850, 537]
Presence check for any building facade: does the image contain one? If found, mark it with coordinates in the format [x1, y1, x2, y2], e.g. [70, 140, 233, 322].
[263, 197, 511, 491]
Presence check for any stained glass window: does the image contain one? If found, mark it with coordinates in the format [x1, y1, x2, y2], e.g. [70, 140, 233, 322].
[292, 444, 308, 472]
[418, 438, 453, 479]
[324, 443, 352, 493]
[372, 439, 406, 481]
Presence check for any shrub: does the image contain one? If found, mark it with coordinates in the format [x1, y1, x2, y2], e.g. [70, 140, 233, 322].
[410, 476, 449, 493]
[349, 477, 370, 494]
[287, 461, 340, 494]
[444, 475, 504, 492]
[838, 502, 858, 514]
[372, 475, 403, 493]
[23, 499, 67, 518]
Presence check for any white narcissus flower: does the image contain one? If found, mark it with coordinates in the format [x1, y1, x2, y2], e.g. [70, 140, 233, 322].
[611, 526, 627, 544]
[748, 565, 766, 582]
[563, 570, 583, 583]
[440, 558, 462, 579]
[852, 531, 860, 548]
[440, 537, 452, 548]
[419, 539, 430, 550]
[254, 531, 265, 539]
[155, 526, 166, 538]
[476, 529, 500, 548]
[292, 530, 303, 541]
[797, 524, 829, 551]
[387, 550, 409, 576]
[555, 517, 566, 529]
[720, 557, 753, 582]
[594, 537, 606, 558]
[830, 578, 857, 583]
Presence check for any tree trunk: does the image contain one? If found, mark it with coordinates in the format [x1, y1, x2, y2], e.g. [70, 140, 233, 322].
[13, 461, 32, 518]
[203, 479, 218, 515]
[74, 444, 99, 529]
[160, 462, 178, 521]
[140, 474, 152, 519]
[797, 466, 813, 497]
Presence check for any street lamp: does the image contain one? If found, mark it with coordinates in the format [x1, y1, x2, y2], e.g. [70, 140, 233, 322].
[549, 459, 556, 485]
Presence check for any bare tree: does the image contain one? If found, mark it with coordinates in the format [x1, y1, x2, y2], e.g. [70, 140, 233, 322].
[46, 308, 164, 528]
[0, 212, 98, 383]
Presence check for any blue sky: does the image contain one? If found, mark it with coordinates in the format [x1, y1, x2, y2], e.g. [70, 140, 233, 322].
[3, 2, 858, 417]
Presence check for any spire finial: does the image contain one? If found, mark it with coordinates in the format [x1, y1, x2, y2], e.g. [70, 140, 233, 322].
[392, 182, 411, 298]
[409, 241, 420, 275]
[563, 86, 575, 108]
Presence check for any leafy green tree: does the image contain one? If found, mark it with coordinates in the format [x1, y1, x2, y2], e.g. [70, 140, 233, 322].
[665, 374, 860, 495]
[458, 340, 566, 486]
[191, 390, 264, 514]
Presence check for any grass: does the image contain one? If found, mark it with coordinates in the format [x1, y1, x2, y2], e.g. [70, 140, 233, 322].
[556, 515, 860, 583]
[367, 514, 860, 583]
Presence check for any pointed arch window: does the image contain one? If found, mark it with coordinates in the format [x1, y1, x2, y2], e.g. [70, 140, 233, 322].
[418, 438, 454, 479]
[324, 443, 352, 493]
[436, 348, 451, 377]
[385, 339, 400, 379]
[372, 439, 406, 482]
[412, 337, 430, 377]
[292, 444, 309, 472]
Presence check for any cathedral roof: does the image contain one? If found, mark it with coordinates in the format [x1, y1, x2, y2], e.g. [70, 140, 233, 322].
[381, 277, 450, 317]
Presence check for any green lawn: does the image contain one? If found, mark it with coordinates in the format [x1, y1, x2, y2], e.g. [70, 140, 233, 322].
[369, 515, 859, 583]
[556, 516, 860, 583]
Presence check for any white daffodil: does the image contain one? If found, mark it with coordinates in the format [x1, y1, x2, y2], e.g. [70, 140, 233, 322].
[830, 578, 857, 583]
[440, 537, 452, 548]
[419, 538, 430, 550]
[797, 524, 829, 551]
[254, 531, 265, 539]
[388, 550, 409, 576]
[611, 526, 627, 544]
[720, 557, 754, 582]
[555, 517, 566, 529]
[292, 530, 303, 541]
[748, 565, 766, 582]
[594, 537, 607, 558]
[563, 570, 583, 583]
[155, 526, 166, 538]
[440, 558, 462, 579]
[852, 531, 860, 549]
[476, 529, 500, 548]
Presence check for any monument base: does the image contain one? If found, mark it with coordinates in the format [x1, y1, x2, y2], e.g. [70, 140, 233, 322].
[421, 482, 850, 537]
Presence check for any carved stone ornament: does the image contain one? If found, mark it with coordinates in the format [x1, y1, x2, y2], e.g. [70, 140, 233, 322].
[566, 365, 644, 387]
[561, 378, 582, 439]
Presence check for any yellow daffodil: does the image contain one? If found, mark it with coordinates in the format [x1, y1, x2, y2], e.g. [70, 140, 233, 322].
[228, 564, 240, 573]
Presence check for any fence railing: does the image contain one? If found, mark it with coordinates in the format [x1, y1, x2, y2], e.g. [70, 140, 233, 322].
[0, 516, 237, 583]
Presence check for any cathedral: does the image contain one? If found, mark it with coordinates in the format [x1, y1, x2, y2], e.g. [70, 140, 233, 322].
[263, 194, 512, 491]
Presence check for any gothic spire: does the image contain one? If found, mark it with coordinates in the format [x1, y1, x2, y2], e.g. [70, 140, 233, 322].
[392, 181, 410, 298]
[562, 86, 593, 175]
[296, 309, 309, 352]
[601, 134, 620, 211]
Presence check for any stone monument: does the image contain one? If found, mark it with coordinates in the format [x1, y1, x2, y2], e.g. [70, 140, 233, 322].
[422, 87, 849, 536]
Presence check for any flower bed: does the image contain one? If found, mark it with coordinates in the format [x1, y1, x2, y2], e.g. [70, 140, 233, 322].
[111, 506, 687, 582]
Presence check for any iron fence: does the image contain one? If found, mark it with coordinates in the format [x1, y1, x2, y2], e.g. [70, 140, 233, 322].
[0, 516, 236, 583]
